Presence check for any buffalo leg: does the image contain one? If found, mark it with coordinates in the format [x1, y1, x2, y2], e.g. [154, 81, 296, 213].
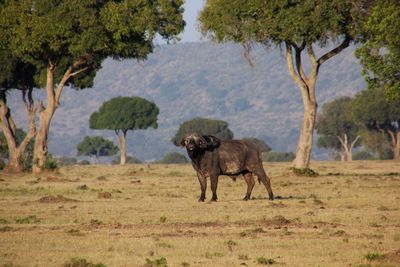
[197, 173, 207, 202]
[254, 168, 274, 200]
[243, 172, 255, 201]
[210, 174, 219, 201]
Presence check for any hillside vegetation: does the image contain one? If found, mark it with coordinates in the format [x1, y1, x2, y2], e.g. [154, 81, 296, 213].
[7, 42, 365, 161]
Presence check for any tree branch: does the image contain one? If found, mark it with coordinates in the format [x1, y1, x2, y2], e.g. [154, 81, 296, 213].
[317, 35, 351, 66]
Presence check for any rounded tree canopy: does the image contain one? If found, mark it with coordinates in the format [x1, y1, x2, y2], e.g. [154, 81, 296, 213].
[0, 0, 185, 89]
[199, 0, 370, 46]
[76, 136, 118, 158]
[172, 117, 234, 146]
[241, 137, 271, 152]
[90, 96, 159, 131]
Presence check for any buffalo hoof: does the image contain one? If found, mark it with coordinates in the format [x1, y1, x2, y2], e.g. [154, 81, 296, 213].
[243, 195, 250, 201]
[211, 197, 218, 202]
[269, 194, 274, 201]
[198, 198, 205, 202]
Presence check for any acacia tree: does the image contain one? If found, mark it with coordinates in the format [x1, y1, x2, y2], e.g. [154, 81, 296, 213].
[77, 136, 118, 163]
[356, 0, 400, 101]
[316, 97, 361, 161]
[172, 117, 234, 146]
[0, 0, 184, 173]
[199, 0, 372, 169]
[90, 96, 159, 165]
[0, 44, 37, 171]
[353, 88, 400, 160]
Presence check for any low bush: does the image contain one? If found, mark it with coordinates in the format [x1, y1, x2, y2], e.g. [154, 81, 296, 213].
[262, 151, 295, 162]
[156, 152, 188, 164]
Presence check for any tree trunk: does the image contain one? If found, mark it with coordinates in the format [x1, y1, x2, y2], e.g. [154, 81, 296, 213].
[293, 103, 317, 168]
[118, 130, 127, 165]
[284, 38, 350, 169]
[32, 60, 85, 173]
[0, 90, 36, 172]
[32, 66, 56, 174]
[388, 130, 400, 160]
[32, 109, 53, 173]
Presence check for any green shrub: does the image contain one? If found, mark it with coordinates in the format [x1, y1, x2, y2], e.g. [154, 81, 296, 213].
[364, 252, 384, 261]
[289, 167, 319, 177]
[0, 158, 5, 170]
[112, 156, 142, 165]
[353, 151, 375, 160]
[63, 257, 107, 267]
[145, 257, 168, 267]
[43, 154, 57, 170]
[257, 257, 275, 265]
[57, 157, 78, 166]
[157, 152, 188, 164]
[262, 151, 295, 162]
[78, 160, 91, 165]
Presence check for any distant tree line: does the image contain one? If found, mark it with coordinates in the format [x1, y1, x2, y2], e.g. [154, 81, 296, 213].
[316, 89, 400, 161]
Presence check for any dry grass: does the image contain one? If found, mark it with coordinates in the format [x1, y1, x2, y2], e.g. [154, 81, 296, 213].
[0, 161, 399, 266]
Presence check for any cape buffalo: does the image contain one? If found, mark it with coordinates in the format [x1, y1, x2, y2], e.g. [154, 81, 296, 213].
[180, 132, 274, 202]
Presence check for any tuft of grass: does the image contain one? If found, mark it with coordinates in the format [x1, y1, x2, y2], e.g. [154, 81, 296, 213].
[159, 216, 167, 223]
[289, 167, 318, 177]
[63, 257, 107, 267]
[205, 252, 224, 259]
[15, 215, 41, 224]
[238, 254, 249, 260]
[0, 218, 11, 224]
[257, 257, 276, 265]
[77, 184, 88, 190]
[66, 229, 85, 236]
[364, 252, 384, 261]
[145, 256, 168, 267]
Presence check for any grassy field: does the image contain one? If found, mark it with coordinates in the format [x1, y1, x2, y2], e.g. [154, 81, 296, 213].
[0, 161, 399, 267]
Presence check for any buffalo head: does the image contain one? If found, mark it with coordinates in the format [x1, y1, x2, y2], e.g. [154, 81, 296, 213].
[179, 132, 220, 151]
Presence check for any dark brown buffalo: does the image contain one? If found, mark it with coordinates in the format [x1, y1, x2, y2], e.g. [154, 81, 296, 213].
[180, 132, 274, 202]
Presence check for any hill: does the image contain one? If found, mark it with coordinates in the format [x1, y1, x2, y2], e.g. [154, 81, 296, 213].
[7, 42, 365, 161]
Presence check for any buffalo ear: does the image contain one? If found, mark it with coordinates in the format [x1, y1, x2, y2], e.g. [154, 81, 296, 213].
[203, 135, 221, 149]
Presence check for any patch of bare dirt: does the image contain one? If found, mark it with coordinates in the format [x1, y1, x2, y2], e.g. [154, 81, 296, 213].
[381, 250, 400, 263]
[38, 195, 78, 203]
[95, 176, 107, 181]
[98, 192, 112, 199]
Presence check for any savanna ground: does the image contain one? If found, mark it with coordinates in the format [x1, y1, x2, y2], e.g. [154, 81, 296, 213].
[0, 161, 399, 267]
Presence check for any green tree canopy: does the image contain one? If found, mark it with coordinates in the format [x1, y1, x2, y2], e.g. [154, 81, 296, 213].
[76, 136, 118, 158]
[352, 88, 400, 159]
[90, 96, 159, 165]
[172, 117, 234, 146]
[355, 0, 400, 100]
[241, 137, 271, 152]
[90, 96, 159, 131]
[157, 152, 188, 164]
[316, 97, 361, 161]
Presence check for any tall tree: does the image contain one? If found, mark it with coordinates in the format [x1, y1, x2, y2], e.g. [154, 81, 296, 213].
[316, 97, 361, 161]
[199, 0, 372, 169]
[356, 0, 400, 101]
[172, 117, 234, 146]
[353, 88, 400, 160]
[90, 96, 159, 165]
[0, 0, 184, 173]
[77, 136, 118, 162]
[0, 43, 37, 172]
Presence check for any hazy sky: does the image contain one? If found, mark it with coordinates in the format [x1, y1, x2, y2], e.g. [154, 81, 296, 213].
[179, 0, 205, 43]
